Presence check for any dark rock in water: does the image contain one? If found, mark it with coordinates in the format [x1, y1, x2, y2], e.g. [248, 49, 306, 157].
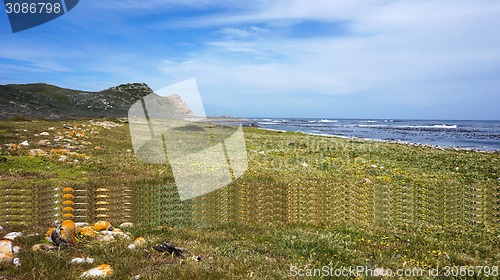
[242, 122, 259, 127]
[153, 241, 187, 257]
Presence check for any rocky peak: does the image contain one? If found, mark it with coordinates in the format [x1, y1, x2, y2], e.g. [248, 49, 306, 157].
[166, 94, 194, 116]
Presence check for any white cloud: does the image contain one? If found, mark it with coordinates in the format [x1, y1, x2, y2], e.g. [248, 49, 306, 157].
[152, 0, 500, 118]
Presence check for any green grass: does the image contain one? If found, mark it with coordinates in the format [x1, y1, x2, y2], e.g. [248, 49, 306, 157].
[0, 119, 499, 279]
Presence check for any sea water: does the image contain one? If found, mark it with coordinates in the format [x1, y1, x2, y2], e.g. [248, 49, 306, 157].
[249, 119, 500, 151]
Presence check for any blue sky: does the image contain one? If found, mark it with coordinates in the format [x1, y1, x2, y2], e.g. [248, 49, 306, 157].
[1, 0, 500, 120]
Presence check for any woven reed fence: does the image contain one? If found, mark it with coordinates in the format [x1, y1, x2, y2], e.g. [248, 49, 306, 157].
[136, 178, 499, 233]
[1, 177, 498, 234]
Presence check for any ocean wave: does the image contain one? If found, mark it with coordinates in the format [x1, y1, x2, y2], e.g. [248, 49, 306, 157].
[319, 119, 338, 123]
[358, 124, 386, 128]
[258, 122, 280, 125]
[357, 124, 458, 129]
[397, 124, 458, 129]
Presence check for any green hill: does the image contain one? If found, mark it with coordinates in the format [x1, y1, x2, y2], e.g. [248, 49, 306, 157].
[0, 83, 153, 120]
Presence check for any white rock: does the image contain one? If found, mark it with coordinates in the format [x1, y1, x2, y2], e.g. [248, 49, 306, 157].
[12, 257, 20, 266]
[71, 257, 94, 264]
[119, 222, 134, 228]
[80, 264, 113, 278]
[370, 164, 378, 168]
[99, 230, 115, 236]
[75, 222, 89, 228]
[19, 141, 29, 146]
[96, 235, 115, 242]
[12, 246, 20, 254]
[3, 232, 22, 240]
[40, 132, 50, 136]
[127, 244, 136, 250]
[122, 233, 132, 241]
[301, 162, 308, 168]
[0, 239, 14, 265]
[0, 226, 3, 231]
[38, 140, 48, 146]
[59, 156, 68, 162]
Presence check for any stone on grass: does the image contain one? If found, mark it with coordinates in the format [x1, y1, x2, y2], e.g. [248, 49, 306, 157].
[3, 232, 22, 240]
[119, 222, 134, 228]
[45, 227, 55, 242]
[51, 220, 76, 246]
[31, 243, 57, 252]
[0, 239, 14, 265]
[75, 222, 89, 228]
[71, 257, 94, 264]
[80, 264, 113, 278]
[127, 237, 146, 250]
[80, 227, 97, 237]
[93, 221, 112, 231]
[95, 235, 115, 242]
[29, 149, 48, 156]
[19, 141, 29, 147]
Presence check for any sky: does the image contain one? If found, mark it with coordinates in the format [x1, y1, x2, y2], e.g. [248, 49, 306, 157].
[1, 0, 500, 120]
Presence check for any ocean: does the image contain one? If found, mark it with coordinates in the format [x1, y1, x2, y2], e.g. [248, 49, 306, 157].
[245, 119, 500, 151]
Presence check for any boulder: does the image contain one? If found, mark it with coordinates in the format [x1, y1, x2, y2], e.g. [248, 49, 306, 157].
[93, 221, 112, 231]
[3, 232, 22, 240]
[80, 264, 113, 278]
[0, 239, 14, 265]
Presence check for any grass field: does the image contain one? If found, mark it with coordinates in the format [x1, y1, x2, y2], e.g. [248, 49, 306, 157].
[0, 119, 499, 279]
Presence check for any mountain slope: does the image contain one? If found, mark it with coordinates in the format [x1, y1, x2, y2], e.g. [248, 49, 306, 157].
[0, 83, 154, 119]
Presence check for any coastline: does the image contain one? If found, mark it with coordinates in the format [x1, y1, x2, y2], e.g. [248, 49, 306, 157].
[255, 126, 499, 153]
